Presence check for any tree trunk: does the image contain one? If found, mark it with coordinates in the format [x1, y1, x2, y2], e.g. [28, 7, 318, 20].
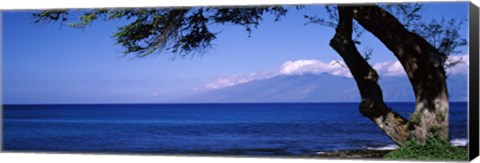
[330, 7, 410, 145]
[350, 5, 450, 144]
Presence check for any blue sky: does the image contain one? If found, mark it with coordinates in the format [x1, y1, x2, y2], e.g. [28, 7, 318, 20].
[2, 2, 469, 104]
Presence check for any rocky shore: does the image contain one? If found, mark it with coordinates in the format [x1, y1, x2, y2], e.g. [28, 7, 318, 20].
[314, 150, 393, 158]
[314, 145, 467, 159]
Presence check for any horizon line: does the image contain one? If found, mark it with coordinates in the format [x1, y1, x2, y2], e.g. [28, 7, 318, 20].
[1, 101, 469, 106]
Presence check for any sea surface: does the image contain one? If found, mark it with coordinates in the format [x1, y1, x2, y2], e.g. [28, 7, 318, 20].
[2, 102, 468, 156]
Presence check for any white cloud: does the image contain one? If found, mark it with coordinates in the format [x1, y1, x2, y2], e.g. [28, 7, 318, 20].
[372, 61, 407, 76]
[205, 71, 277, 90]
[372, 54, 469, 77]
[206, 59, 352, 90]
[205, 54, 469, 90]
[445, 54, 469, 75]
[279, 60, 352, 77]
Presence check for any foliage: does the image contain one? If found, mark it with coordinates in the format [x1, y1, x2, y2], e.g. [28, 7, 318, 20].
[304, 5, 364, 45]
[304, 3, 467, 66]
[33, 7, 287, 58]
[32, 10, 69, 23]
[33, 4, 466, 64]
[382, 3, 423, 29]
[406, 112, 421, 130]
[379, 4, 468, 70]
[415, 17, 468, 69]
[384, 138, 468, 160]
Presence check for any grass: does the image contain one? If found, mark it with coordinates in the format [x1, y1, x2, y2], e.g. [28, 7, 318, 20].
[384, 138, 468, 160]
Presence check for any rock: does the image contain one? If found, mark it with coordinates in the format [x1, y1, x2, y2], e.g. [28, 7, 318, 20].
[315, 149, 393, 158]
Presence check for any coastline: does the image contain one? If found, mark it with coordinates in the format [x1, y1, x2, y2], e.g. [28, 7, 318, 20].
[314, 145, 468, 159]
[314, 150, 392, 158]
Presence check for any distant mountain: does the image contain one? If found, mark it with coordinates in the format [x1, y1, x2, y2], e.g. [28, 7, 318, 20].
[175, 73, 467, 103]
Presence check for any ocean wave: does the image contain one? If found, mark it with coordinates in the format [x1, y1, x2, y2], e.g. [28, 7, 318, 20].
[364, 138, 468, 151]
[366, 144, 399, 150]
[451, 138, 469, 146]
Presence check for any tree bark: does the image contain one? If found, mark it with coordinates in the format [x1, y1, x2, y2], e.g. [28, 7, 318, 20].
[350, 5, 450, 144]
[330, 7, 410, 145]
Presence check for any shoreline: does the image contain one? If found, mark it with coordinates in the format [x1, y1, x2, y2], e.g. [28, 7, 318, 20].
[2, 146, 467, 159]
[314, 149, 393, 158]
[313, 145, 468, 159]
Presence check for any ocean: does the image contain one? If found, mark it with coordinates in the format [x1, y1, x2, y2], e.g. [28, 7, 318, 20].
[2, 102, 468, 156]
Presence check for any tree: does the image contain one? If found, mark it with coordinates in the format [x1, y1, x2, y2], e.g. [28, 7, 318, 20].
[332, 5, 450, 145]
[33, 4, 466, 146]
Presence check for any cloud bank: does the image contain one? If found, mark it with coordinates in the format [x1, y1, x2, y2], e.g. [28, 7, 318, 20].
[206, 54, 469, 90]
[445, 54, 469, 75]
[279, 60, 352, 77]
[205, 71, 278, 89]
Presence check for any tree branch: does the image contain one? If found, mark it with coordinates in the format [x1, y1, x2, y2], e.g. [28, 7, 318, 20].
[330, 6, 409, 145]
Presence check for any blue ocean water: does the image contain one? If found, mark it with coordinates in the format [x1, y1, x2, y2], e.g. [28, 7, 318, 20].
[2, 102, 468, 156]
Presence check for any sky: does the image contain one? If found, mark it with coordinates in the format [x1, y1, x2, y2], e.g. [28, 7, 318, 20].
[1, 2, 470, 104]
